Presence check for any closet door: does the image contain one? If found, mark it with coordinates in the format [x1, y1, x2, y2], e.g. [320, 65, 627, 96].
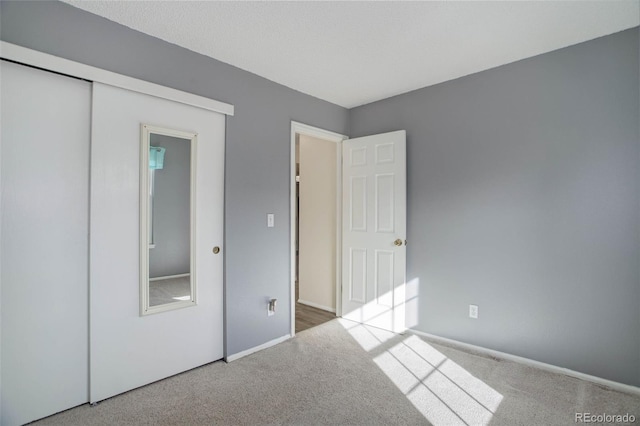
[0, 61, 91, 425]
[90, 83, 225, 403]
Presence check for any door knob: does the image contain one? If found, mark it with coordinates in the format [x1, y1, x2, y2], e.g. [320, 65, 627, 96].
[213, 246, 220, 254]
[394, 239, 403, 246]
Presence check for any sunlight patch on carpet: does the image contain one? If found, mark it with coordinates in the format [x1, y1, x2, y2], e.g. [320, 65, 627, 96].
[338, 318, 396, 351]
[340, 320, 503, 425]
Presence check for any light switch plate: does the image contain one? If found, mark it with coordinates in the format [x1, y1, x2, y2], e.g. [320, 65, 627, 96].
[267, 213, 275, 227]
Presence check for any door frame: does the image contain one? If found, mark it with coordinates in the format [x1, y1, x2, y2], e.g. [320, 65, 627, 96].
[290, 121, 348, 337]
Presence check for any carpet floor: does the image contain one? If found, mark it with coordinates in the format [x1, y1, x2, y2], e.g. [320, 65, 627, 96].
[149, 276, 190, 307]
[33, 319, 639, 425]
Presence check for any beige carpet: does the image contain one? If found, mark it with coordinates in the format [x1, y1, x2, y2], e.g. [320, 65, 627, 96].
[33, 319, 639, 425]
[149, 276, 190, 307]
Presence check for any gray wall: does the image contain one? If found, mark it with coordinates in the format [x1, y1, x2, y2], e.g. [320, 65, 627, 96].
[0, 1, 349, 357]
[350, 28, 640, 386]
[149, 134, 191, 279]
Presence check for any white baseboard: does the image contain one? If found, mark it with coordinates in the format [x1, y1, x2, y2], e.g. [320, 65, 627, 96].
[409, 329, 640, 397]
[297, 299, 336, 313]
[149, 273, 189, 282]
[225, 334, 291, 362]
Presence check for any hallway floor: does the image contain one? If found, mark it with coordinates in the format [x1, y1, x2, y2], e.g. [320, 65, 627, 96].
[295, 280, 335, 333]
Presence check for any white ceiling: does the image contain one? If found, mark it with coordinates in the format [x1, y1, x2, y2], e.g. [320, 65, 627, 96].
[63, 1, 639, 108]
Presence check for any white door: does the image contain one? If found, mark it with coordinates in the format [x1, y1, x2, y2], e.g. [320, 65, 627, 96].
[342, 130, 406, 332]
[1, 61, 91, 425]
[90, 83, 225, 402]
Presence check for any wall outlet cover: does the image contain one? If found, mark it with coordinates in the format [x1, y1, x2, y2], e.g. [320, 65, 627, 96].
[469, 304, 479, 319]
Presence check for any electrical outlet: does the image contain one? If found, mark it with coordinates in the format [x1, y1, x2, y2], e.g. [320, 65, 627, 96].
[469, 304, 478, 319]
[267, 298, 277, 316]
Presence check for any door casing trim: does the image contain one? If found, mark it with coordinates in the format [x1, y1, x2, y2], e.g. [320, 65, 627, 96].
[290, 121, 348, 337]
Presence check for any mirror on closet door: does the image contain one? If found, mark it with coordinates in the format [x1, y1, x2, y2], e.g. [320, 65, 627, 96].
[140, 124, 197, 315]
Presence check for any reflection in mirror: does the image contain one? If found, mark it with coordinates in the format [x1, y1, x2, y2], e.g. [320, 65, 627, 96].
[140, 124, 197, 315]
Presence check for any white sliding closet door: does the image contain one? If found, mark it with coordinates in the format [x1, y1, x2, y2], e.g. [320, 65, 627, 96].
[1, 61, 91, 426]
[90, 83, 225, 403]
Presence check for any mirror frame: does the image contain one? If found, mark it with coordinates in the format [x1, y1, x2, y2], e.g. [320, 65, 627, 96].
[140, 124, 198, 316]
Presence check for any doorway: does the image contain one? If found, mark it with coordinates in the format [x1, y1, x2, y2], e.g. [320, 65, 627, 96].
[290, 124, 407, 336]
[290, 122, 347, 336]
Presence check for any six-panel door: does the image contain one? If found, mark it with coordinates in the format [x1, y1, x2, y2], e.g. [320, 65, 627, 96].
[342, 130, 407, 332]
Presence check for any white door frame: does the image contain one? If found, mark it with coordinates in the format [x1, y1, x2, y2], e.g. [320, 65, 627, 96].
[290, 121, 348, 337]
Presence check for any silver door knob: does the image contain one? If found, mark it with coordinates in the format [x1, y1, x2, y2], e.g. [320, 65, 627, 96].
[394, 239, 403, 246]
